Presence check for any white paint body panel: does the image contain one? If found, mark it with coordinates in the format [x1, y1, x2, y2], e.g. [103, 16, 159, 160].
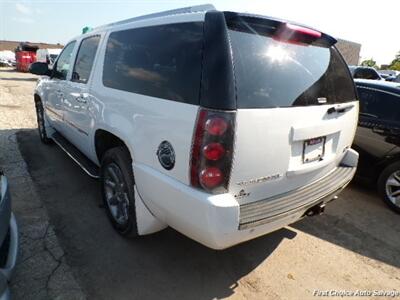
[229, 102, 359, 205]
[33, 10, 360, 249]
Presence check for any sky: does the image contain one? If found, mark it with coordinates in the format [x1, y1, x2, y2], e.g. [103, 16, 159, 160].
[0, 0, 399, 65]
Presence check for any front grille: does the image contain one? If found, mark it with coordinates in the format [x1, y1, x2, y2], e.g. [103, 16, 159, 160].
[239, 165, 356, 229]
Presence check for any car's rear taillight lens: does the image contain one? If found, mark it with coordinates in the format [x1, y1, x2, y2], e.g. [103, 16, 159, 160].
[199, 167, 223, 189]
[203, 143, 225, 161]
[190, 108, 235, 194]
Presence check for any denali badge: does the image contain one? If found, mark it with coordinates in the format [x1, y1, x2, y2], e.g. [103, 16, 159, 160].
[234, 189, 250, 199]
[157, 141, 175, 170]
[237, 174, 281, 186]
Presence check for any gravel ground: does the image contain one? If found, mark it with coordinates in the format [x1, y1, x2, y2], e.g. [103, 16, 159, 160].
[0, 68, 85, 300]
[1, 68, 400, 300]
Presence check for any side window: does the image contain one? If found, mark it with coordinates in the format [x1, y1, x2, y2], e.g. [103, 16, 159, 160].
[102, 22, 204, 104]
[358, 87, 400, 122]
[72, 35, 101, 84]
[53, 42, 76, 80]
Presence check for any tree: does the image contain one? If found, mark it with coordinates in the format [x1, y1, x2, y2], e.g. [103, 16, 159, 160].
[360, 58, 378, 68]
[388, 51, 400, 71]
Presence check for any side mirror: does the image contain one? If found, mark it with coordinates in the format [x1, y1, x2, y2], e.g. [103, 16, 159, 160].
[29, 62, 51, 76]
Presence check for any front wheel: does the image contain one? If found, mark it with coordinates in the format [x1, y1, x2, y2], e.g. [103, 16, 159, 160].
[378, 162, 400, 214]
[100, 146, 138, 237]
[35, 100, 52, 144]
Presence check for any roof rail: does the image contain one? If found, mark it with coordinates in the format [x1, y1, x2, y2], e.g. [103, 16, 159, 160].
[94, 4, 216, 30]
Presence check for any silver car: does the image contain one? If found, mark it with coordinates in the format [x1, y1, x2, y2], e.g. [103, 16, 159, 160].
[0, 172, 18, 300]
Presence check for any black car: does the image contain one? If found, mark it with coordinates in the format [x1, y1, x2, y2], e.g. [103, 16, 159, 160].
[348, 66, 382, 80]
[353, 79, 400, 213]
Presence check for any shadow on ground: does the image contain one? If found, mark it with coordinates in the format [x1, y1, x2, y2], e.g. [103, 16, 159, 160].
[0, 77, 37, 82]
[14, 129, 400, 299]
[15, 129, 295, 300]
[293, 179, 400, 269]
[0, 69, 19, 73]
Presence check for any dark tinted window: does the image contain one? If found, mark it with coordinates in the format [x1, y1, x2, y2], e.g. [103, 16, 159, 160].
[228, 27, 356, 108]
[103, 22, 203, 104]
[353, 68, 381, 80]
[54, 41, 76, 80]
[72, 35, 100, 84]
[358, 87, 400, 122]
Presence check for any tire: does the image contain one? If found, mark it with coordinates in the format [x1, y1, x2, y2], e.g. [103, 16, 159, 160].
[378, 161, 400, 214]
[35, 100, 52, 144]
[100, 146, 138, 237]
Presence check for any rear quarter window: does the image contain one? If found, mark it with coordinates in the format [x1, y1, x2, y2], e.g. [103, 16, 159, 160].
[103, 22, 204, 105]
[228, 25, 357, 108]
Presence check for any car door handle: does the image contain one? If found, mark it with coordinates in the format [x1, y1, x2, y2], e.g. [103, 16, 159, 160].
[56, 90, 64, 98]
[75, 97, 87, 104]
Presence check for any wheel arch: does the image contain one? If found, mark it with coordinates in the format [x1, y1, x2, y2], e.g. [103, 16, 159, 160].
[373, 151, 400, 183]
[34, 93, 41, 103]
[94, 128, 134, 164]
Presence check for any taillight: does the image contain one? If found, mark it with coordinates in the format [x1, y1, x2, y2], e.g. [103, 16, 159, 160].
[274, 23, 322, 45]
[203, 143, 225, 161]
[190, 108, 235, 193]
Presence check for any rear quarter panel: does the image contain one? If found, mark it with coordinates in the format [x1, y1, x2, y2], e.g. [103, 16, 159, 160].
[89, 14, 206, 186]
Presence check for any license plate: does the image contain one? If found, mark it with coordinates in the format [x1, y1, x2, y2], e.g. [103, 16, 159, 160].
[303, 137, 325, 163]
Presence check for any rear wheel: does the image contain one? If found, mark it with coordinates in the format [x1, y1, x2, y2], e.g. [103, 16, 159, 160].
[100, 147, 138, 237]
[378, 162, 400, 214]
[35, 100, 51, 144]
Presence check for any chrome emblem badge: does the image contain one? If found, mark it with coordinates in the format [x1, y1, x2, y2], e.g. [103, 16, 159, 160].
[157, 141, 175, 170]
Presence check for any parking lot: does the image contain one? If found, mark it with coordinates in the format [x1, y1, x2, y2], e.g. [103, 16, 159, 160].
[1, 67, 400, 299]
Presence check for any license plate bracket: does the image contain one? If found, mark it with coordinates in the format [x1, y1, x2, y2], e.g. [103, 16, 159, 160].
[303, 136, 326, 163]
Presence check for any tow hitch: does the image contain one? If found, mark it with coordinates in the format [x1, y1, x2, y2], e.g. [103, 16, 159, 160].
[304, 203, 326, 217]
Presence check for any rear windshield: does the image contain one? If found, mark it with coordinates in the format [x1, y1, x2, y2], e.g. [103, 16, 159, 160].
[227, 20, 357, 108]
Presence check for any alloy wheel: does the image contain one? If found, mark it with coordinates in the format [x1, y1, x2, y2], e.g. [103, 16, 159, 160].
[103, 162, 130, 224]
[385, 170, 400, 208]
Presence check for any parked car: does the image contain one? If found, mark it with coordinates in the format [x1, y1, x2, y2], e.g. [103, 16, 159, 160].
[353, 79, 400, 213]
[29, 5, 359, 249]
[348, 65, 382, 80]
[36, 48, 62, 66]
[0, 51, 16, 68]
[0, 171, 18, 299]
[379, 73, 397, 82]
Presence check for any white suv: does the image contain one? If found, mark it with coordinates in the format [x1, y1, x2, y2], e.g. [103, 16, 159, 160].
[30, 5, 359, 249]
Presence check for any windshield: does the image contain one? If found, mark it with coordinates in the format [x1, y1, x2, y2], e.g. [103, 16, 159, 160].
[227, 20, 357, 108]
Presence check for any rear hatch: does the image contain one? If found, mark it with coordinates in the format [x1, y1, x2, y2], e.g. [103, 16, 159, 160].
[225, 14, 359, 204]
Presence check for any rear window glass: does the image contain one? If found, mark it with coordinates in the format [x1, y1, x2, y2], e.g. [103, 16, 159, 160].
[103, 22, 203, 104]
[228, 22, 357, 108]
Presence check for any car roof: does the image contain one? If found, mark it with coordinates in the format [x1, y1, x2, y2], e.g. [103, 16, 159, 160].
[69, 4, 336, 45]
[355, 79, 400, 94]
[350, 65, 377, 70]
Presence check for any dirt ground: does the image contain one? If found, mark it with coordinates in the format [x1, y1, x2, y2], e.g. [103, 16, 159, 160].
[1, 68, 400, 300]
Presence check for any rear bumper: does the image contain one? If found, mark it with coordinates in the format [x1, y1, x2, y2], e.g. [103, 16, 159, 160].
[135, 149, 358, 250]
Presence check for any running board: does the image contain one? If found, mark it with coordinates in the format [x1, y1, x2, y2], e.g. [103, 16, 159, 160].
[51, 132, 100, 179]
